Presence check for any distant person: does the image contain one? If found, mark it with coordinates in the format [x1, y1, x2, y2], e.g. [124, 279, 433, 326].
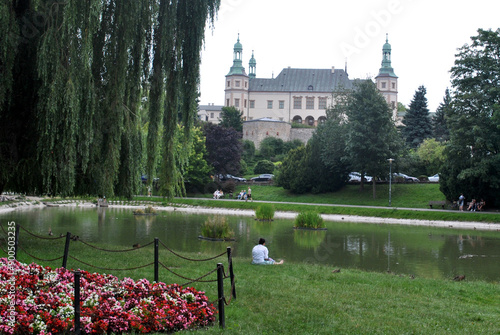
[467, 199, 477, 211]
[478, 199, 486, 211]
[246, 187, 252, 201]
[251, 238, 283, 265]
[458, 194, 465, 211]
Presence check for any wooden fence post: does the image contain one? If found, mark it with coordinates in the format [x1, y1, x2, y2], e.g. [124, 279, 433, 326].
[154, 238, 159, 283]
[62, 232, 71, 268]
[74, 271, 81, 335]
[217, 263, 225, 328]
[226, 247, 236, 299]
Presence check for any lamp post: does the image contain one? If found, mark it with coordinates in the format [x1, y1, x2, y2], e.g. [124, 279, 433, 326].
[388, 158, 394, 206]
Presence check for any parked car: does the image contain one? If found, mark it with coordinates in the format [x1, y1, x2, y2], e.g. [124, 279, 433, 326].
[349, 172, 373, 183]
[428, 174, 440, 182]
[227, 174, 246, 182]
[217, 174, 246, 182]
[250, 174, 274, 182]
[394, 173, 419, 182]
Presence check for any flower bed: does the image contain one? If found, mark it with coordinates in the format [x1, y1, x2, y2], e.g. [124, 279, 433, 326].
[0, 258, 216, 334]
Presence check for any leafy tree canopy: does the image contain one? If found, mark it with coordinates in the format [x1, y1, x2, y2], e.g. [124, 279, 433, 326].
[219, 106, 243, 132]
[441, 28, 500, 207]
[203, 123, 241, 176]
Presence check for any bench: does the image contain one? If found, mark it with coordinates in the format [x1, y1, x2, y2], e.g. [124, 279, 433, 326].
[428, 200, 446, 209]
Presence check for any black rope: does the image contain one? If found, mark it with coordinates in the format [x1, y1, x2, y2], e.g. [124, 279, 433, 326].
[78, 239, 154, 252]
[17, 224, 65, 240]
[159, 240, 226, 262]
[17, 243, 64, 262]
[69, 255, 154, 271]
[158, 260, 219, 284]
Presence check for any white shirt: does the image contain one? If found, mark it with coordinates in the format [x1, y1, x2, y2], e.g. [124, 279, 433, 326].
[252, 244, 269, 264]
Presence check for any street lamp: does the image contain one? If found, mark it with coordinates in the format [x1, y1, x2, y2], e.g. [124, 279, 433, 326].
[388, 158, 394, 206]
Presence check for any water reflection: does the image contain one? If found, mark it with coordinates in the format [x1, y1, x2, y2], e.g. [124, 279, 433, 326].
[1, 207, 499, 282]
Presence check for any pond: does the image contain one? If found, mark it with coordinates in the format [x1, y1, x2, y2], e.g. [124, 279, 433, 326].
[2, 207, 499, 282]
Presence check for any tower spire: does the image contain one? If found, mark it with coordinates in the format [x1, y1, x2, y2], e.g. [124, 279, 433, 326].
[227, 34, 246, 75]
[249, 50, 256, 79]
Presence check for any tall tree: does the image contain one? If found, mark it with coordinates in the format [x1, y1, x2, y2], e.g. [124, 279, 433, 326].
[203, 123, 241, 176]
[219, 106, 243, 132]
[345, 80, 400, 196]
[433, 88, 451, 142]
[402, 85, 432, 148]
[440, 29, 500, 207]
[0, 0, 220, 198]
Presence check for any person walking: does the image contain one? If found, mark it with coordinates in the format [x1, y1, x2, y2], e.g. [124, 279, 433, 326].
[458, 193, 465, 211]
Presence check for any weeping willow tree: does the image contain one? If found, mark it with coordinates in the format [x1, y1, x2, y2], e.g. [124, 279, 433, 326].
[146, 0, 219, 199]
[0, 0, 220, 198]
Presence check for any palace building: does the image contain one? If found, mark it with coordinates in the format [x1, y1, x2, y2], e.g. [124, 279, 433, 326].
[223, 34, 400, 126]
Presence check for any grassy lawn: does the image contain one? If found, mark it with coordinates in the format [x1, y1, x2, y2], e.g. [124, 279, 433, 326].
[5, 234, 500, 335]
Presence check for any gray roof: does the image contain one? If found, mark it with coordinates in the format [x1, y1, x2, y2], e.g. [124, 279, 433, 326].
[249, 68, 353, 93]
[199, 104, 223, 111]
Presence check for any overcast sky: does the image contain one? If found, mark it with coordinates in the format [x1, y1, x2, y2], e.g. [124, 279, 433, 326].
[199, 0, 499, 113]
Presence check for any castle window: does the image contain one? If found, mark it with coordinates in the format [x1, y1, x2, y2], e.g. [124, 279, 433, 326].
[235, 80, 240, 87]
[306, 97, 314, 110]
[245, 81, 248, 88]
[210, 112, 214, 118]
[381, 82, 386, 89]
[244, 99, 247, 108]
[235, 98, 240, 107]
[279, 100, 285, 109]
[293, 97, 302, 109]
[318, 97, 327, 109]
[227, 81, 230, 87]
[308, 85, 313, 91]
[392, 82, 396, 89]
[250, 100, 255, 108]
[226, 99, 229, 106]
[267, 100, 273, 109]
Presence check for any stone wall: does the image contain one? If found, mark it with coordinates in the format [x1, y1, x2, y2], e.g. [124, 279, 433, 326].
[242, 118, 315, 149]
[289, 128, 314, 144]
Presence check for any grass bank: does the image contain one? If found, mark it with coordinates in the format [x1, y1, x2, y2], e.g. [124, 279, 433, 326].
[4, 233, 500, 335]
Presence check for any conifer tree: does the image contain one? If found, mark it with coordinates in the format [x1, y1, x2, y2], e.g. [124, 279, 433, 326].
[432, 88, 451, 142]
[402, 85, 433, 148]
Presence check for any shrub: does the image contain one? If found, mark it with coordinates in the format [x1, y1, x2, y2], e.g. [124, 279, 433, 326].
[144, 205, 156, 214]
[294, 211, 325, 229]
[201, 215, 234, 239]
[255, 204, 275, 221]
[254, 160, 275, 174]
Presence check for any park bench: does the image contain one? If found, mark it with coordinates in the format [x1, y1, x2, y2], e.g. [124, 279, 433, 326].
[428, 200, 446, 209]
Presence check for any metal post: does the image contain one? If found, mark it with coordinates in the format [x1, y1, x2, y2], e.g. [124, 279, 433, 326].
[62, 232, 71, 268]
[388, 158, 394, 207]
[74, 271, 81, 335]
[154, 238, 159, 283]
[14, 224, 20, 260]
[227, 247, 236, 299]
[217, 263, 225, 329]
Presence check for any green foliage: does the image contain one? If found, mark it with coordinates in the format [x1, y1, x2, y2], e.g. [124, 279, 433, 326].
[0, 0, 220, 199]
[254, 160, 275, 174]
[183, 127, 212, 194]
[402, 85, 433, 148]
[219, 106, 243, 132]
[276, 146, 311, 194]
[200, 215, 233, 239]
[294, 211, 325, 229]
[441, 29, 500, 207]
[432, 88, 451, 142]
[255, 204, 275, 220]
[345, 80, 401, 191]
[416, 139, 446, 175]
[241, 140, 256, 163]
[258, 137, 284, 160]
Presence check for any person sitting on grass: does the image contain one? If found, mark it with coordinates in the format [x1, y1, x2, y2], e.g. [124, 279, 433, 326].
[251, 238, 283, 265]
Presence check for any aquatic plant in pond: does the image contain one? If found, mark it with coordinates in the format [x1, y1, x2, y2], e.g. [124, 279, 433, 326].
[255, 204, 275, 221]
[200, 215, 234, 239]
[294, 211, 325, 229]
[133, 205, 157, 215]
[0, 258, 216, 334]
